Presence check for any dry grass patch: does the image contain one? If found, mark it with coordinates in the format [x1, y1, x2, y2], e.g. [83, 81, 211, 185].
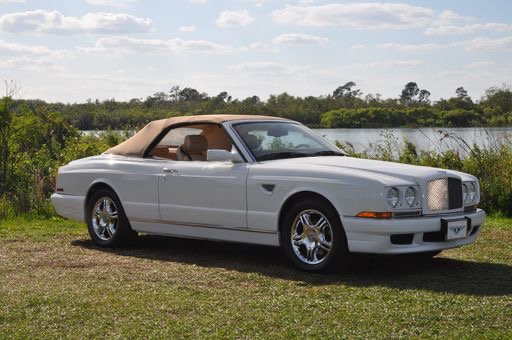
[0, 217, 511, 338]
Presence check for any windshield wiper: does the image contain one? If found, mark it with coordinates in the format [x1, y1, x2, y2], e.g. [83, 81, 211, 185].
[258, 152, 310, 161]
[309, 150, 345, 157]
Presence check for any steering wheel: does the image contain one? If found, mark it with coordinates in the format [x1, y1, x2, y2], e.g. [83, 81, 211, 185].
[295, 144, 310, 149]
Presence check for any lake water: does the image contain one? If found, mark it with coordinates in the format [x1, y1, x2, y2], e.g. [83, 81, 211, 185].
[84, 127, 512, 156]
[314, 127, 512, 155]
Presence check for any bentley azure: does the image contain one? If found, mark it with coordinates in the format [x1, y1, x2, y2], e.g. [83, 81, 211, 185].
[52, 115, 485, 272]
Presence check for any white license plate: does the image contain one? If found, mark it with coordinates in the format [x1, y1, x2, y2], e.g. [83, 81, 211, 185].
[446, 220, 467, 240]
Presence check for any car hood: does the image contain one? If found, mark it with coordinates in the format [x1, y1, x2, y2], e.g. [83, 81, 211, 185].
[262, 156, 471, 185]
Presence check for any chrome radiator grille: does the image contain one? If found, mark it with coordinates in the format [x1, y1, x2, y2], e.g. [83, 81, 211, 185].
[427, 178, 449, 211]
[427, 178, 463, 212]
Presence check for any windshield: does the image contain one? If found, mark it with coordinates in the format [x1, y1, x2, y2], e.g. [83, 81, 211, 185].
[233, 121, 344, 161]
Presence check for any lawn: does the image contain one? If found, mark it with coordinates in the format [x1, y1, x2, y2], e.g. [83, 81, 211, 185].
[0, 216, 511, 338]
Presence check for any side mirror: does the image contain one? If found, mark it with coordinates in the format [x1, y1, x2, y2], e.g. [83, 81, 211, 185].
[207, 149, 244, 163]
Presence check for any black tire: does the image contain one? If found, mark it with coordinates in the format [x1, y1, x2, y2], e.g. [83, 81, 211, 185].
[86, 188, 137, 247]
[281, 198, 350, 273]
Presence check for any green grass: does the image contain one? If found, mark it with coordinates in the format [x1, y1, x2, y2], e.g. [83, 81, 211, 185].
[0, 216, 511, 338]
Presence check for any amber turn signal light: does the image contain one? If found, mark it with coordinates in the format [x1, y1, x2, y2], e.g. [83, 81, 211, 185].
[355, 211, 392, 219]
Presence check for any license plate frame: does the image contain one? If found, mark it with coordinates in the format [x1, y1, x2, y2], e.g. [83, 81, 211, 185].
[441, 218, 469, 240]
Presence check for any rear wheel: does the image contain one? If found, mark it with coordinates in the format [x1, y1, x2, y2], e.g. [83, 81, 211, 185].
[86, 189, 137, 247]
[281, 198, 350, 272]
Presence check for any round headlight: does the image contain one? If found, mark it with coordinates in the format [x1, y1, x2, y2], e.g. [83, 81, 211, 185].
[462, 183, 468, 203]
[469, 182, 477, 202]
[387, 187, 399, 208]
[405, 187, 416, 206]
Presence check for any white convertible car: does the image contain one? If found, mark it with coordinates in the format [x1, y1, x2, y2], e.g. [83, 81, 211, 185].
[52, 115, 485, 272]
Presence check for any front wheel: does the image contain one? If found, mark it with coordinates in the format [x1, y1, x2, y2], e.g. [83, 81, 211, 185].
[281, 198, 350, 272]
[86, 189, 137, 247]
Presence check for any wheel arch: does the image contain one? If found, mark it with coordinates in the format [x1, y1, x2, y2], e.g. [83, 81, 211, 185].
[278, 190, 342, 238]
[84, 180, 121, 218]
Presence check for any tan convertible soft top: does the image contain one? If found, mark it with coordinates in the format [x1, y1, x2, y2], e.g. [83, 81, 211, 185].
[104, 114, 287, 158]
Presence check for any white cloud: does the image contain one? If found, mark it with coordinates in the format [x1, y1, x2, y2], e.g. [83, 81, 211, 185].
[244, 42, 279, 52]
[379, 39, 512, 52]
[0, 10, 153, 34]
[0, 56, 65, 72]
[424, 9, 512, 36]
[227, 61, 308, 74]
[85, 0, 137, 8]
[367, 60, 424, 68]
[272, 3, 434, 30]
[378, 42, 456, 51]
[0, 0, 25, 3]
[272, 32, 328, 45]
[243, 0, 270, 6]
[187, 0, 207, 3]
[464, 61, 494, 69]
[80, 36, 236, 54]
[215, 9, 254, 27]
[425, 23, 512, 36]
[179, 25, 195, 32]
[351, 44, 366, 49]
[0, 39, 50, 56]
[345, 60, 425, 68]
[436, 10, 471, 24]
[227, 59, 423, 79]
[0, 40, 73, 72]
[272, 3, 510, 37]
[466, 36, 512, 51]
[0, 39, 73, 58]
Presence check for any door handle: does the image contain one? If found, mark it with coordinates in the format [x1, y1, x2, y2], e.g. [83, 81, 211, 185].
[162, 168, 178, 174]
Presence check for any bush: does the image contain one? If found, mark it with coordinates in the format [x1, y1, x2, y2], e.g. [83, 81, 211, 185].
[0, 99, 129, 217]
[463, 145, 512, 215]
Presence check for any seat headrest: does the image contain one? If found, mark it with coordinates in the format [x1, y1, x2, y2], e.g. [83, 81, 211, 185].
[184, 135, 207, 153]
[245, 134, 261, 149]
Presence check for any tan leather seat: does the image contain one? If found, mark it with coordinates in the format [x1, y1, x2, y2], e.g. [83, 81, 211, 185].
[177, 135, 208, 161]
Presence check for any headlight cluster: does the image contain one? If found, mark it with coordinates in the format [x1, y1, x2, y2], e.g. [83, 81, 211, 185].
[463, 182, 477, 204]
[386, 186, 419, 208]
[387, 188, 399, 207]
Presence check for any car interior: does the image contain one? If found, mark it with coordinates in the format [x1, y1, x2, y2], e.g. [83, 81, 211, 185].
[148, 124, 233, 161]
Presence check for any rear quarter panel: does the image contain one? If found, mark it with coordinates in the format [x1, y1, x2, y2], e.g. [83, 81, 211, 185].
[56, 155, 162, 221]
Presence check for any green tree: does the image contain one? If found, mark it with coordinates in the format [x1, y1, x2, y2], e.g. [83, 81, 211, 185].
[0, 79, 20, 195]
[481, 84, 512, 114]
[400, 82, 420, 106]
[418, 89, 431, 105]
[333, 81, 361, 99]
[456, 87, 470, 100]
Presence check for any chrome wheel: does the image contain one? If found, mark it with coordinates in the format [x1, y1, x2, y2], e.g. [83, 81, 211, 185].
[91, 197, 119, 241]
[290, 209, 333, 265]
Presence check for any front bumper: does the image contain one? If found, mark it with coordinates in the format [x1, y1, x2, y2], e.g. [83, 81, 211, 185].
[342, 209, 485, 254]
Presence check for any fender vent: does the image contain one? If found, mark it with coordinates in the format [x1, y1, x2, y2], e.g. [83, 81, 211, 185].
[261, 184, 275, 193]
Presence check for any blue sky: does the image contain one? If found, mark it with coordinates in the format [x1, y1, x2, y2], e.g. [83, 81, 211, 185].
[0, 0, 511, 103]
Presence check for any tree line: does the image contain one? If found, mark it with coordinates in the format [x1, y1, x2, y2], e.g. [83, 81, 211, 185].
[10, 82, 512, 130]
[1, 80, 512, 217]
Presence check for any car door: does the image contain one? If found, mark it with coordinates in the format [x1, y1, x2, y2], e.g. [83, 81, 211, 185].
[158, 160, 249, 229]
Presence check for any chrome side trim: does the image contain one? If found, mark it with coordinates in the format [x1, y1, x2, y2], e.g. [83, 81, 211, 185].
[130, 217, 277, 235]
